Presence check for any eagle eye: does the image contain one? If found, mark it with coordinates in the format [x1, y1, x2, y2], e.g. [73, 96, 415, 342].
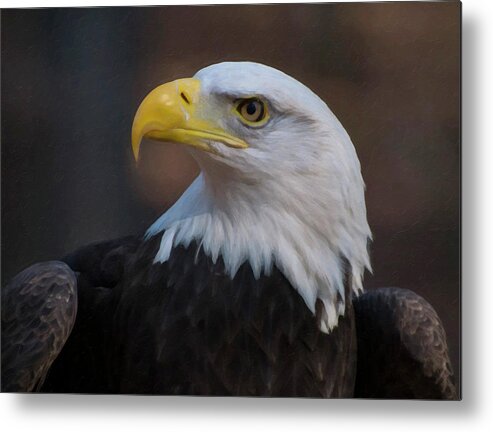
[235, 98, 269, 126]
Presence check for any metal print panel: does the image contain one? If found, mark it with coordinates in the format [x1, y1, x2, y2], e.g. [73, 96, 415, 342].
[1, 2, 461, 399]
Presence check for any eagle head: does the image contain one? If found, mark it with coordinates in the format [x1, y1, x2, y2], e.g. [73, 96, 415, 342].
[132, 62, 372, 333]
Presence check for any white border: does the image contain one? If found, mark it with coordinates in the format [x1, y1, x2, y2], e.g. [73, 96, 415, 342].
[1, 0, 491, 431]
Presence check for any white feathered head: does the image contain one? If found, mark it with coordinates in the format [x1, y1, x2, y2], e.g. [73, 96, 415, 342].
[132, 62, 372, 332]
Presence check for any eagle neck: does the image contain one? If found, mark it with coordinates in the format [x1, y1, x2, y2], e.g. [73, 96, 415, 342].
[146, 168, 352, 333]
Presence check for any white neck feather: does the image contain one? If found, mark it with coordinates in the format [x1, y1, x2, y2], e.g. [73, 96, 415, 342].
[146, 152, 371, 333]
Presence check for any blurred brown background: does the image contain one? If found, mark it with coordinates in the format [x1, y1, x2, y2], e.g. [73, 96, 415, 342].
[1, 3, 460, 387]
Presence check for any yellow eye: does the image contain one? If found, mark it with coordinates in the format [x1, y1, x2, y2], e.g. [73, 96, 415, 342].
[235, 98, 269, 125]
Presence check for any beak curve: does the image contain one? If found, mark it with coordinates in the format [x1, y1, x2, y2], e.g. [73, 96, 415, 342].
[131, 78, 248, 161]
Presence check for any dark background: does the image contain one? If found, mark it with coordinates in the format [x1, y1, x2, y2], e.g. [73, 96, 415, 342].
[1, 3, 460, 387]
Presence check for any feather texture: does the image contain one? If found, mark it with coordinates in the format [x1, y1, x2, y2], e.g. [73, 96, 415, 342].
[1, 262, 77, 392]
[2, 238, 457, 399]
[353, 287, 458, 400]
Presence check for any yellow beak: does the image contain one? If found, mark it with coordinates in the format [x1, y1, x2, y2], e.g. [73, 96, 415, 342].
[131, 78, 248, 161]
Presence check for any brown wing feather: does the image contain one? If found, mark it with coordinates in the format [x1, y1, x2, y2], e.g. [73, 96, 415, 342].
[1, 261, 77, 392]
[353, 287, 458, 400]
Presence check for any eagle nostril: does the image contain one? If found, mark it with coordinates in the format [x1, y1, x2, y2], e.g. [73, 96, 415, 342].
[180, 91, 191, 105]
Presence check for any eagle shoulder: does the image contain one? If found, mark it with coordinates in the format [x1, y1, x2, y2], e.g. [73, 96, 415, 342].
[353, 287, 458, 400]
[1, 261, 77, 392]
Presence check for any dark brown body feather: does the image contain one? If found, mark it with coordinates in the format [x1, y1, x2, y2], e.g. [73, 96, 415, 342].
[1, 236, 457, 399]
[41, 235, 357, 396]
[353, 287, 457, 400]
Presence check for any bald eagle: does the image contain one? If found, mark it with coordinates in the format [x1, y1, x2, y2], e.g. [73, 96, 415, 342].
[1, 62, 457, 399]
